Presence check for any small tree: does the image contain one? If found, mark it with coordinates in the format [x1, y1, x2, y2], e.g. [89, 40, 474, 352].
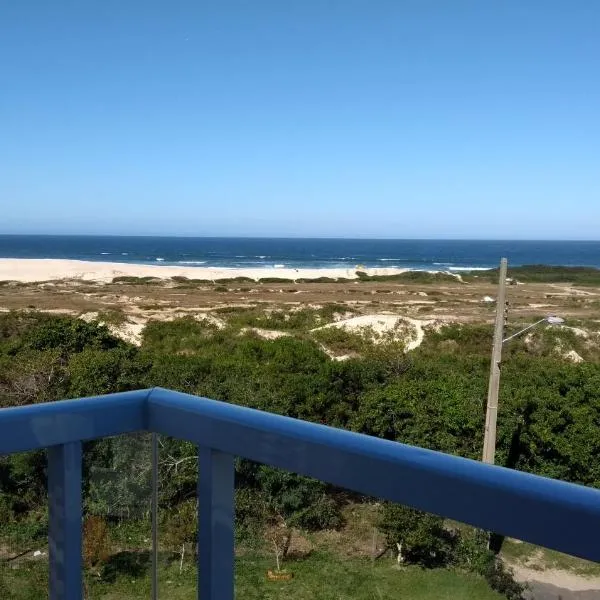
[83, 515, 110, 572]
[266, 518, 293, 572]
[162, 499, 197, 573]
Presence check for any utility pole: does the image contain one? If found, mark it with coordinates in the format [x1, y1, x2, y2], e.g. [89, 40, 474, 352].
[482, 258, 508, 465]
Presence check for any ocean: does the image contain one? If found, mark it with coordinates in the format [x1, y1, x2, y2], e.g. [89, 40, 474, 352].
[0, 235, 599, 271]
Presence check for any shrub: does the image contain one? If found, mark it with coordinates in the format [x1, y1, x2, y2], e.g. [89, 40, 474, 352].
[377, 503, 451, 566]
[257, 277, 290, 283]
[454, 529, 524, 600]
[112, 276, 161, 284]
[83, 515, 110, 568]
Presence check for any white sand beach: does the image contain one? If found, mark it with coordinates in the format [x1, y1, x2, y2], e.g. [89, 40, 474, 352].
[0, 258, 410, 283]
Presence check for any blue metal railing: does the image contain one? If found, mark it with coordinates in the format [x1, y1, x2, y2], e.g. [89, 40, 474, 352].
[1, 387, 600, 599]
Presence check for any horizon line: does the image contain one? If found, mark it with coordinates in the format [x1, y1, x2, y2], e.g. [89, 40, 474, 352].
[1, 233, 600, 243]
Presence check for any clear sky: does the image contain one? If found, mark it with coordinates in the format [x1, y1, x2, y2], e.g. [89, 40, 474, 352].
[1, 1, 598, 239]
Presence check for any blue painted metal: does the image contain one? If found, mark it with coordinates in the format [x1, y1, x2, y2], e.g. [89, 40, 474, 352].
[147, 387, 600, 562]
[0, 389, 149, 455]
[2, 384, 600, 599]
[197, 447, 235, 600]
[47, 442, 82, 600]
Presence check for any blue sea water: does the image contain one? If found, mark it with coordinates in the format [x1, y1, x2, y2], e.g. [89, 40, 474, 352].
[0, 235, 599, 271]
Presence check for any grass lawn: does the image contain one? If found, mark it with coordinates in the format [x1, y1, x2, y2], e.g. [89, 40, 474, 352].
[2, 551, 504, 600]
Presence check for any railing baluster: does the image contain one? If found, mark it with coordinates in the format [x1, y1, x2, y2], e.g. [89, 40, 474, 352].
[48, 442, 82, 600]
[197, 447, 234, 600]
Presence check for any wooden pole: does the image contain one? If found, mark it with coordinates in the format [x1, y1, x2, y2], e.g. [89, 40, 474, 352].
[482, 258, 508, 465]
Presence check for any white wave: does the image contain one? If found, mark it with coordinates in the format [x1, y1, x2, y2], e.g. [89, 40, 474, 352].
[433, 262, 453, 266]
[155, 257, 165, 262]
[177, 260, 207, 265]
[449, 266, 493, 271]
[273, 264, 285, 268]
[101, 252, 110, 255]
[256, 255, 268, 259]
[121, 253, 128, 256]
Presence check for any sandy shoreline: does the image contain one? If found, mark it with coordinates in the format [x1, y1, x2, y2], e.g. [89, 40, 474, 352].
[0, 258, 410, 283]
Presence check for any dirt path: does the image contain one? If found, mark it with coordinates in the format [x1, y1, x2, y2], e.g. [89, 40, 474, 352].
[511, 564, 600, 600]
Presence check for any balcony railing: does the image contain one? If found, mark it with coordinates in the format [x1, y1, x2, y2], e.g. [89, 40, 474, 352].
[1, 387, 600, 599]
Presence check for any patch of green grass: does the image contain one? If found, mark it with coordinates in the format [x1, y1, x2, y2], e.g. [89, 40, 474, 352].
[0, 561, 48, 600]
[235, 551, 504, 600]
[1, 551, 503, 600]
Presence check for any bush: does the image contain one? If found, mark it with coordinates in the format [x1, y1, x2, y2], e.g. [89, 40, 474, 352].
[377, 507, 525, 599]
[463, 265, 600, 285]
[256, 467, 343, 531]
[214, 276, 255, 283]
[112, 276, 161, 284]
[83, 515, 110, 568]
[356, 270, 458, 283]
[454, 530, 524, 600]
[21, 316, 122, 355]
[311, 326, 369, 355]
[377, 503, 451, 566]
[296, 277, 337, 283]
[258, 277, 291, 283]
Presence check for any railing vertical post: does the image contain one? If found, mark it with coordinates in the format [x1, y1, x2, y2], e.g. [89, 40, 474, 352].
[197, 447, 234, 600]
[151, 432, 159, 600]
[48, 442, 82, 600]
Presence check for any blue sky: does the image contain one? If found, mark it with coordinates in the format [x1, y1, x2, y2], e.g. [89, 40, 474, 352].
[1, 1, 598, 239]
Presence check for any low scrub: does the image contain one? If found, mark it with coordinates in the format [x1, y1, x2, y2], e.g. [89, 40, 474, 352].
[112, 276, 162, 284]
[356, 270, 459, 283]
[463, 265, 600, 286]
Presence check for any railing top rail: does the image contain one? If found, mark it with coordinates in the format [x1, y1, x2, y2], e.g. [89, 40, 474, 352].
[2, 387, 600, 562]
[147, 387, 600, 562]
[0, 389, 149, 454]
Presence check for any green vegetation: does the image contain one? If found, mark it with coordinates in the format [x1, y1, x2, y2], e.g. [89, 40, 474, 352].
[214, 276, 255, 283]
[463, 265, 600, 286]
[258, 277, 293, 283]
[95, 309, 128, 326]
[296, 276, 338, 283]
[0, 551, 507, 600]
[112, 276, 162, 284]
[311, 326, 370, 355]
[105, 266, 600, 289]
[377, 505, 523, 599]
[2, 309, 600, 598]
[355, 270, 459, 283]
[214, 304, 355, 332]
